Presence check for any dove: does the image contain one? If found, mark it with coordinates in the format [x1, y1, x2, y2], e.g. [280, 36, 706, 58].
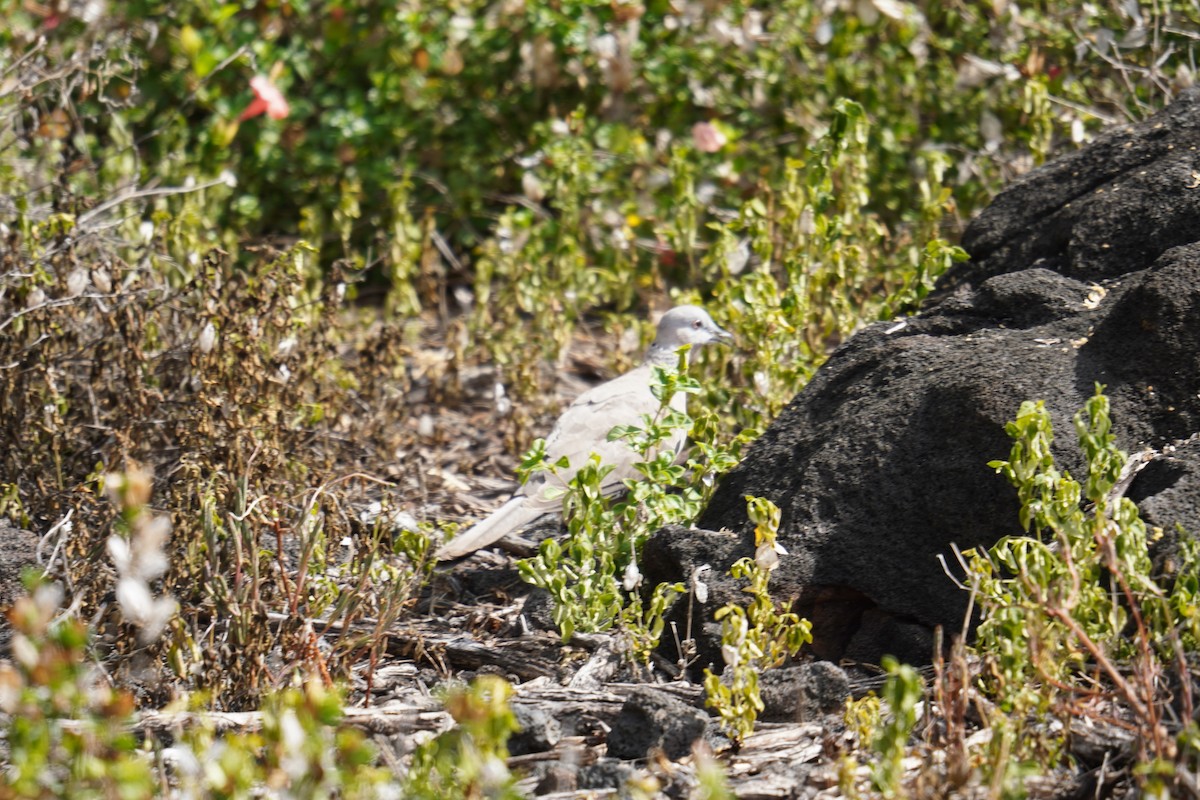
[436, 305, 731, 560]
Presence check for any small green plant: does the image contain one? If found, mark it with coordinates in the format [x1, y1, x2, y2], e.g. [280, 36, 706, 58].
[518, 352, 739, 661]
[838, 693, 883, 798]
[830, 661, 924, 799]
[0, 483, 28, 528]
[0, 578, 156, 798]
[689, 745, 732, 800]
[402, 676, 523, 800]
[870, 658, 924, 799]
[703, 496, 813, 746]
[301, 488, 437, 687]
[966, 386, 1199, 794]
[0, 577, 388, 799]
[844, 693, 883, 745]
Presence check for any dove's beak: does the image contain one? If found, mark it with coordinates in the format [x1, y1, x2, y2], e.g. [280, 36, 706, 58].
[712, 324, 734, 345]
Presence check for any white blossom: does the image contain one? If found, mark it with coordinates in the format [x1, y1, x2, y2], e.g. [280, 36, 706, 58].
[521, 171, 546, 202]
[691, 564, 710, 604]
[721, 643, 740, 670]
[11, 635, 38, 671]
[107, 534, 132, 574]
[622, 561, 642, 592]
[493, 381, 512, 417]
[66, 268, 89, 297]
[799, 207, 816, 236]
[198, 321, 217, 354]
[91, 267, 113, 294]
[755, 542, 780, 571]
[279, 709, 308, 781]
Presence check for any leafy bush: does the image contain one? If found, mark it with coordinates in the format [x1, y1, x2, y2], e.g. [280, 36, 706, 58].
[966, 387, 1199, 794]
[0, 576, 389, 799]
[9, 0, 1193, 424]
[2, 0, 1199, 788]
[704, 495, 812, 746]
[833, 390, 1199, 798]
[0, 229, 437, 705]
[11, 0, 1193, 261]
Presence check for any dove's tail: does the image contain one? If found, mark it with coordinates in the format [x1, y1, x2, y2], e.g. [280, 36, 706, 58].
[435, 496, 547, 561]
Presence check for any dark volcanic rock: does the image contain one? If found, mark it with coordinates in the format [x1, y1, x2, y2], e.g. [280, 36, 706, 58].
[509, 703, 562, 755]
[758, 661, 851, 722]
[646, 88, 1200, 671]
[0, 522, 40, 654]
[578, 761, 638, 792]
[606, 686, 708, 760]
[952, 88, 1200, 286]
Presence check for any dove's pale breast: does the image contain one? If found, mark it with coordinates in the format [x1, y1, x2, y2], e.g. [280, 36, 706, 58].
[521, 363, 686, 509]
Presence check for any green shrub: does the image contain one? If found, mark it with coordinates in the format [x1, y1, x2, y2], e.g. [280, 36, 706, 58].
[10, 0, 1190, 417]
[0, 577, 389, 799]
[870, 659, 924, 799]
[966, 387, 1200, 795]
[703, 496, 812, 746]
[402, 676, 523, 800]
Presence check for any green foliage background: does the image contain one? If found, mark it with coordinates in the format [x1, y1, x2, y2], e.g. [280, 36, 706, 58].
[7, 0, 1195, 443]
[1, 1, 1199, 795]
[0, 0, 1196, 730]
[9, 0, 1195, 287]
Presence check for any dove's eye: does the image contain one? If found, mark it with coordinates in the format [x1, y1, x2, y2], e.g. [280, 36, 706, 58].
[692, 320, 703, 328]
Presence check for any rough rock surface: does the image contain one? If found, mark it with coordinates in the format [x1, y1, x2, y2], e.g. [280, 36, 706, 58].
[646, 88, 1200, 672]
[510, 703, 563, 756]
[605, 685, 710, 760]
[0, 521, 41, 654]
[758, 661, 851, 722]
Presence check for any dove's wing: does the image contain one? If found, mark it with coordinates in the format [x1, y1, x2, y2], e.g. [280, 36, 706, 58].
[436, 365, 670, 560]
[534, 364, 661, 498]
[436, 303, 731, 562]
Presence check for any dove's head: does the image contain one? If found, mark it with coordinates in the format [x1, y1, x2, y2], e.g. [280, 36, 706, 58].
[648, 305, 732, 362]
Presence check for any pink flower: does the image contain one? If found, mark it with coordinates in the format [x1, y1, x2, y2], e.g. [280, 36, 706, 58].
[238, 75, 290, 121]
[692, 121, 727, 153]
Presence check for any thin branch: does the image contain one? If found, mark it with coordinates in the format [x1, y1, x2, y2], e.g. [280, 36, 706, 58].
[35, 509, 74, 571]
[1043, 605, 1153, 728]
[0, 289, 154, 336]
[77, 175, 236, 230]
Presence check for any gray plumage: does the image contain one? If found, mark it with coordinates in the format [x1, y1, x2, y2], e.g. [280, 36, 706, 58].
[436, 305, 731, 560]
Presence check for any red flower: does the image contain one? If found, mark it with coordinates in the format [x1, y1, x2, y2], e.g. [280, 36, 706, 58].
[239, 75, 290, 121]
